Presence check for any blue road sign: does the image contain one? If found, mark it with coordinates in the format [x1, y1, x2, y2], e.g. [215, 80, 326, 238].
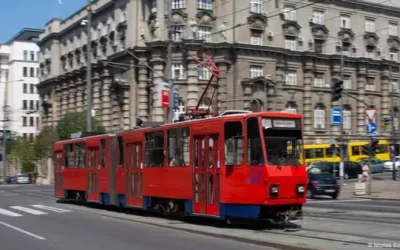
[331, 108, 342, 125]
[366, 121, 377, 136]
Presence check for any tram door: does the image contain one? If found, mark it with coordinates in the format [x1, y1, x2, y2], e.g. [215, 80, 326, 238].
[126, 142, 143, 207]
[87, 147, 100, 202]
[193, 135, 220, 216]
[54, 151, 64, 198]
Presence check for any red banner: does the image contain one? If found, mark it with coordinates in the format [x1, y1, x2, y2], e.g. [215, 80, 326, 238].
[161, 90, 170, 108]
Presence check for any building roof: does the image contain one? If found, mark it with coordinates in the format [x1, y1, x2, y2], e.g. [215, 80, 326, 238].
[6, 28, 44, 44]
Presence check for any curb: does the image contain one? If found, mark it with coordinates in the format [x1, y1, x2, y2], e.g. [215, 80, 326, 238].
[351, 196, 400, 201]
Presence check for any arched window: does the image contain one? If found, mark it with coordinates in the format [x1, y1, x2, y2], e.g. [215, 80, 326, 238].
[313, 103, 325, 129]
[343, 105, 352, 130]
[285, 102, 297, 114]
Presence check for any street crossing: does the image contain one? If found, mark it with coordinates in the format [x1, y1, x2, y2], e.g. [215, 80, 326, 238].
[0, 204, 72, 218]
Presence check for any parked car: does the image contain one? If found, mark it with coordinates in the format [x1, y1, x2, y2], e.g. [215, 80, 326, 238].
[384, 156, 400, 171]
[359, 158, 385, 173]
[307, 168, 340, 199]
[307, 161, 362, 179]
[15, 173, 30, 184]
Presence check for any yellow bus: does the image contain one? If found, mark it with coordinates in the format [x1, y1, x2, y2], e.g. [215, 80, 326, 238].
[303, 140, 390, 164]
[347, 140, 390, 162]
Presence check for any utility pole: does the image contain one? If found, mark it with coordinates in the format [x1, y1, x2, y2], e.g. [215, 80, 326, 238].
[389, 65, 396, 180]
[339, 39, 344, 190]
[2, 71, 9, 183]
[166, 0, 174, 123]
[86, 0, 93, 132]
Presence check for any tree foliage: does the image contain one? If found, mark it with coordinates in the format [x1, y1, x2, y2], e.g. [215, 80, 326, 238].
[56, 111, 105, 140]
[9, 137, 36, 173]
[34, 126, 59, 159]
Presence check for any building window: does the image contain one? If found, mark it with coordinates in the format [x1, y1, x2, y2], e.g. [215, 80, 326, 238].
[285, 71, 297, 86]
[198, 0, 212, 10]
[36, 51, 40, 61]
[23, 50, 28, 60]
[390, 79, 399, 93]
[314, 105, 325, 129]
[30, 51, 35, 61]
[250, 65, 263, 78]
[314, 40, 323, 53]
[314, 73, 325, 88]
[366, 45, 375, 59]
[340, 15, 351, 29]
[343, 108, 352, 130]
[36, 100, 39, 110]
[22, 117, 27, 127]
[36, 117, 39, 127]
[171, 64, 186, 80]
[197, 26, 212, 42]
[30, 67, 34, 77]
[172, 26, 184, 41]
[390, 50, 398, 61]
[23, 83, 27, 94]
[29, 133, 34, 142]
[389, 22, 398, 36]
[30, 84, 35, 94]
[343, 76, 351, 90]
[171, 0, 185, 9]
[285, 102, 297, 114]
[366, 77, 375, 91]
[312, 10, 324, 25]
[198, 65, 210, 80]
[29, 100, 34, 110]
[250, 29, 263, 45]
[22, 100, 27, 110]
[250, 0, 263, 13]
[29, 117, 34, 127]
[23, 67, 28, 77]
[285, 37, 296, 50]
[283, 6, 296, 21]
[365, 19, 375, 32]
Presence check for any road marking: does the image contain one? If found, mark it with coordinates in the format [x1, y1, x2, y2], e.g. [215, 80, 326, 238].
[0, 208, 23, 217]
[31, 204, 71, 213]
[0, 221, 46, 240]
[10, 206, 48, 215]
[306, 199, 372, 203]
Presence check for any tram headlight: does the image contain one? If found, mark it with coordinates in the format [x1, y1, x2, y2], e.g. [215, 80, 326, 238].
[269, 184, 279, 195]
[297, 184, 305, 193]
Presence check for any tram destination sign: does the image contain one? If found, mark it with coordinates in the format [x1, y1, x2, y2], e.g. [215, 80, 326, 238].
[262, 118, 301, 129]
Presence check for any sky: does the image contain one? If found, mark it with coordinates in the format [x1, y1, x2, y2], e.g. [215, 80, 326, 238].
[0, 0, 87, 43]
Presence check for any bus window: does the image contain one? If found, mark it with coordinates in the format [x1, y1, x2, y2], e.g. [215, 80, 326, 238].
[224, 121, 243, 166]
[247, 117, 262, 165]
[305, 148, 324, 159]
[377, 144, 388, 153]
[351, 146, 360, 155]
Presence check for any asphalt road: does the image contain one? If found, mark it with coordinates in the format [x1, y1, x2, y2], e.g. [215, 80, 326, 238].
[0, 185, 276, 250]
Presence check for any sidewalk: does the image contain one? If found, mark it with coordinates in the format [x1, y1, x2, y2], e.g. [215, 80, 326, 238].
[339, 179, 400, 200]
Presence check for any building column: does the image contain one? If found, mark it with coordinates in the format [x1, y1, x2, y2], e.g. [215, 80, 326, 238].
[185, 40, 201, 108]
[61, 79, 69, 116]
[217, 62, 228, 112]
[68, 76, 76, 114]
[380, 68, 390, 121]
[101, 68, 112, 130]
[54, 83, 62, 123]
[92, 68, 101, 118]
[150, 59, 165, 122]
[75, 75, 84, 112]
[137, 59, 149, 121]
[303, 63, 313, 135]
[40, 95, 47, 128]
[122, 85, 130, 130]
[357, 66, 367, 135]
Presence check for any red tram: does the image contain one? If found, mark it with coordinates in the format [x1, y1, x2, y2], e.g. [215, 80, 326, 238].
[54, 111, 307, 222]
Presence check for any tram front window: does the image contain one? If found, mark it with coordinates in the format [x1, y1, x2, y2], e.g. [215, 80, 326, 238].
[262, 118, 303, 166]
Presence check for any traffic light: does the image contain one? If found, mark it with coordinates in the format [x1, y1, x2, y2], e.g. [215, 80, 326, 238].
[331, 78, 343, 102]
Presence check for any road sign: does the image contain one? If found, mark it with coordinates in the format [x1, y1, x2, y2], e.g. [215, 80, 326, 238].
[331, 108, 342, 125]
[365, 108, 377, 121]
[366, 121, 377, 136]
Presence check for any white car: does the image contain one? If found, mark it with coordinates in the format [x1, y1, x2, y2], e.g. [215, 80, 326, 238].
[384, 157, 400, 171]
[16, 174, 29, 184]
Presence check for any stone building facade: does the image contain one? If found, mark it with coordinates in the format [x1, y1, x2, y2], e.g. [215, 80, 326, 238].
[37, 0, 400, 143]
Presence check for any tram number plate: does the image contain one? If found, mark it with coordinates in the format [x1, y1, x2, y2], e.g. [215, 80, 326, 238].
[325, 189, 335, 193]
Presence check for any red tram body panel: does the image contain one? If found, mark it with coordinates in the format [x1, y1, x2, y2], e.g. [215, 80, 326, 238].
[54, 111, 309, 222]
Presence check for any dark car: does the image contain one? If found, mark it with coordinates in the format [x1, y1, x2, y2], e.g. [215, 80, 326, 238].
[307, 168, 340, 199]
[308, 161, 362, 179]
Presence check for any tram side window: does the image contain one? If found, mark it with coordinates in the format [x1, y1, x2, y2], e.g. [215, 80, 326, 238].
[352, 146, 361, 155]
[305, 148, 324, 159]
[64, 144, 74, 168]
[376, 144, 388, 154]
[117, 136, 124, 167]
[145, 131, 164, 167]
[100, 139, 106, 168]
[75, 142, 86, 168]
[167, 127, 190, 167]
[247, 117, 262, 165]
[224, 121, 243, 166]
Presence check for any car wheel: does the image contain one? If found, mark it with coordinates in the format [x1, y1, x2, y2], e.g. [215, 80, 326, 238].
[344, 173, 349, 180]
[331, 193, 338, 199]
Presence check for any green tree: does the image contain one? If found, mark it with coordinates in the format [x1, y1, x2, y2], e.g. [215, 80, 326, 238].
[9, 137, 36, 173]
[56, 111, 106, 140]
[34, 126, 59, 159]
